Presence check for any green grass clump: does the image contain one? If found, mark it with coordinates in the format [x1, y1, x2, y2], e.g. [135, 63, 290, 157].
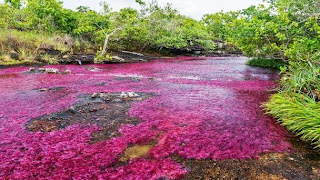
[0, 29, 74, 65]
[280, 63, 320, 100]
[246, 58, 287, 69]
[265, 93, 320, 147]
[0, 29, 73, 54]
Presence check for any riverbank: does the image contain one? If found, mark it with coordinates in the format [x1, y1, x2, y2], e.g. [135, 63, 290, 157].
[0, 48, 244, 69]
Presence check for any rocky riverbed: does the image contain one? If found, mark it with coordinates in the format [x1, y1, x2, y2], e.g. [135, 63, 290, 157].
[0, 57, 319, 179]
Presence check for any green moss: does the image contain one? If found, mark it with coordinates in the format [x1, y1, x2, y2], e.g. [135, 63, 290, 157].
[265, 93, 320, 148]
[246, 58, 287, 70]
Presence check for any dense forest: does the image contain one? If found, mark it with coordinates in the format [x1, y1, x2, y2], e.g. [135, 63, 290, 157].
[1, 0, 320, 147]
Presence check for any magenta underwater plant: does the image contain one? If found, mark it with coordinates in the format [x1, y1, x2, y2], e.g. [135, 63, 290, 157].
[0, 57, 291, 179]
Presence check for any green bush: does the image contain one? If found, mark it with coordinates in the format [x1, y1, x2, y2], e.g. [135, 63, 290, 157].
[280, 63, 320, 99]
[0, 29, 74, 65]
[265, 93, 320, 147]
[0, 29, 73, 54]
[246, 58, 287, 69]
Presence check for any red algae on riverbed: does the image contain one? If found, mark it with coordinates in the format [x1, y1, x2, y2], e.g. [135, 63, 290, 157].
[0, 57, 291, 179]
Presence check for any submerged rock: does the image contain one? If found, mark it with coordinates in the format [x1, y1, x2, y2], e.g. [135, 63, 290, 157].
[111, 56, 126, 62]
[63, 70, 72, 74]
[120, 92, 140, 98]
[39, 88, 49, 92]
[92, 92, 141, 101]
[27, 67, 60, 74]
[45, 68, 60, 74]
[91, 93, 101, 99]
[91, 93, 112, 101]
[119, 144, 153, 162]
[38, 68, 45, 72]
[28, 67, 36, 72]
[86, 67, 101, 72]
[35, 87, 67, 92]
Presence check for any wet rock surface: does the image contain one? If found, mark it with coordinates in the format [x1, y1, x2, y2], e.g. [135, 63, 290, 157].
[177, 139, 320, 179]
[58, 50, 167, 65]
[26, 92, 154, 142]
[25, 67, 72, 74]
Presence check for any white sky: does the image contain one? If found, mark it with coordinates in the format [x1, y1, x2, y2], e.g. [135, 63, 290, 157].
[0, 0, 265, 19]
[63, 0, 265, 19]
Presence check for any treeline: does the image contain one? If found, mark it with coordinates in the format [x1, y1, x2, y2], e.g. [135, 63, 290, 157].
[0, 0, 215, 58]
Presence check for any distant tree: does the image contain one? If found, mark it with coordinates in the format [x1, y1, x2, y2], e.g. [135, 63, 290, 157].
[4, 0, 23, 8]
[76, 6, 91, 13]
[202, 11, 238, 41]
[135, 0, 146, 5]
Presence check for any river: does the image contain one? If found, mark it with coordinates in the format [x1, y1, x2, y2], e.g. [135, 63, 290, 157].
[0, 57, 319, 179]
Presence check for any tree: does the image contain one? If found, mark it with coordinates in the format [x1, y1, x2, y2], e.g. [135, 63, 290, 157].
[135, 0, 146, 5]
[202, 11, 238, 41]
[26, 0, 75, 33]
[4, 0, 23, 9]
[99, 8, 140, 55]
[73, 8, 110, 45]
[139, 2, 215, 51]
[76, 6, 91, 13]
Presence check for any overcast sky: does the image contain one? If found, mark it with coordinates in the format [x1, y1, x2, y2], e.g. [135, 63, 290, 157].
[0, 0, 265, 19]
[63, 0, 264, 19]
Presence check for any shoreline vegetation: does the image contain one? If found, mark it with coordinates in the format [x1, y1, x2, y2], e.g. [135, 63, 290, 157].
[1, 0, 320, 149]
[246, 58, 287, 70]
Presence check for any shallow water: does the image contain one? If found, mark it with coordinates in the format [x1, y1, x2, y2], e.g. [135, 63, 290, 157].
[0, 57, 313, 179]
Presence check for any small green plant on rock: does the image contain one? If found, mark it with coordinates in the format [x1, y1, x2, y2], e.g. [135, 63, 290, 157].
[94, 50, 113, 63]
[41, 54, 59, 65]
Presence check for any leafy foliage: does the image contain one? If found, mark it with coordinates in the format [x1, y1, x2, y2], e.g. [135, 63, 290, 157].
[246, 58, 287, 70]
[0, 4, 28, 30]
[202, 11, 238, 41]
[0, 29, 73, 64]
[0, 0, 215, 57]
[26, 0, 78, 33]
[280, 62, 320, 99]
[205, 0, 320, 95]
[141, 6, 212, 50]
[4, 0, 23, 9]
[265, 93, 320, 147]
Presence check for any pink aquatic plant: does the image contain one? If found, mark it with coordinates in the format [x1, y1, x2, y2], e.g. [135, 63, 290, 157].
[0, 58, 290, 179]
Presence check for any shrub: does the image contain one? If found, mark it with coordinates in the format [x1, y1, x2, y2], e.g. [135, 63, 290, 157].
[265, 93, 320, 147]
[279, 62, 320, 100]
[246, 58, 287, 70]
[0, 29, 72, 55]
[0, 29, 74, 64]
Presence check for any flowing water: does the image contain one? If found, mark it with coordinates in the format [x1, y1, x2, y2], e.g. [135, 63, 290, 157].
[0, 57, 319, 179]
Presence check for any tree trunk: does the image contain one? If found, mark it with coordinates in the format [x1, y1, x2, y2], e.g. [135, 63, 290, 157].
[101, 27, 122, 56]
[101, 34, 110, 56]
